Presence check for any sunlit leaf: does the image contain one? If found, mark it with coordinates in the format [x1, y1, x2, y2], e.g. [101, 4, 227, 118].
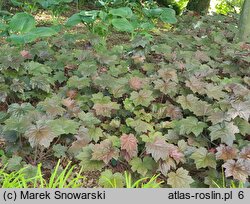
[111, 18, 134, 32]
[130, 157, 156, 176]
[190, 147, 216, 169]
[98, 169, 124, 188]
[234, 117, 250, 136]
[177, 94, 213, 116]
[126, 118, 154, 133]
[207, 110, 231, 125]
[167, 168, 194, 188]
[38, 95, 65, 117]
[208, 122, 239, 146]
[76, 145, 105, 171]
[78, 112, 101, 127]
[205, 84, 226, 100]
[228, 101, 250, 121]
[109, 7, 133, 18]
[178, 117, 207, 136]
[25, 61, 52, 76]
[9, 12, 36, 33]
[130, 90, 154, 107]
[8, 103, 34, 118]
[48, 118, 80, 135]
[88, 127, 103, 142]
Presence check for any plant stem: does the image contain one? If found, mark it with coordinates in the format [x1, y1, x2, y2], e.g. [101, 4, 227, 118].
[34, 146, 38, 165]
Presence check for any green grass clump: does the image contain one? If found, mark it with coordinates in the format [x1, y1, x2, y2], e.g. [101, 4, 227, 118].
[0, 160, 85, 188]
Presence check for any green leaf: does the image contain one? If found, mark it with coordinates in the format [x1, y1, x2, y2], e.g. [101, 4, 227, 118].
[98, 169, 124, 188]
[29, 27, 58, 37]
[9, 12, 36, 33]
[78, 61, 98, 77]
[37, 0, 73, 8]
[130, 157, 156, 176]
[22, 164, 38, 179]
[30, 75, 53, 93]
[67, 76, 90, 89]
[179, 117, 207, 136]
[160, 8, 177, 24]
[177, 94, 213, 116]
[88, 127, 103, 142]
[228, 101, 250, 121]
[208, 122, 239, 146]
[8, 103, 34, 118]
[143, 8, 163, 18]
[167, 168, 194, 188]
[4, 116, 30, 133]
[7, 156, 23, 171]
[130, 90, 154, 107]
[234, 117, 250, 136]
[49, 118, 80, 135]
[38, 95, 65, 117]
[126, 118, 154, 133]
[1, 131, 19, 143]
[11, 0, 23, 7]
[0, 22, 8, 31]
[109, 7, 133, 18]
[7, 34, 27, 44]
[53, 144, 67, 158]
[207, 110, 231, 125]
[205, 84, 226, 100]
[111, 18, 134, 33]
[66, 10, 98, 27]
[79, 10, 98, 24]
[190, 147, 216, 169]
[78, 112, 101, 127]
[91, 92, 110, 103]
[76, 145, 105, 171]
[8, 27, 58, 44]
[65, 13, 82, 27]
[25, 61, 52, 75]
